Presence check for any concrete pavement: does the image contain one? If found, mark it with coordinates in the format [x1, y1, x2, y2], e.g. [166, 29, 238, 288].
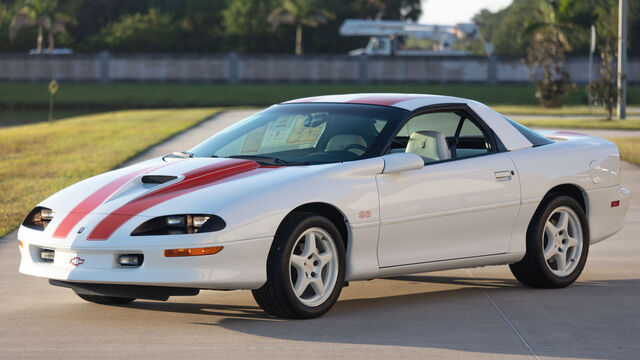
[1, 110, 639, 359]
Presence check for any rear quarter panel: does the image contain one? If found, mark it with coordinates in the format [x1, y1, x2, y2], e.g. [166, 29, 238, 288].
[507, 136, 622, 253]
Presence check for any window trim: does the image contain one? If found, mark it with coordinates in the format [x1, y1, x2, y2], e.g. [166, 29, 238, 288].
[383, 103, 506, 165]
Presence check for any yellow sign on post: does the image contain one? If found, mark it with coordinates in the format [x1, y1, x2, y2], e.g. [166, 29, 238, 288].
[48, 79, 59, 95]
[48, 79, 58, 122]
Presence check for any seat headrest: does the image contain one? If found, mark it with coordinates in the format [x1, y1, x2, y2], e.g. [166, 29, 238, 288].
[405, 131, 451, 162]
[326, 134, 367, 152]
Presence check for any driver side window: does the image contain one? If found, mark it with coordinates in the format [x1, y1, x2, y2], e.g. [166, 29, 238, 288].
[389, 110, 492, 164]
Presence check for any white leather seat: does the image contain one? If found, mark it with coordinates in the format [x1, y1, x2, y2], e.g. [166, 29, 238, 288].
[405, 131, 451, 162]
[326, 134, 367, 152]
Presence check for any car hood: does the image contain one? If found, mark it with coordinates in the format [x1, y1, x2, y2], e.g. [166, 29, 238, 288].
[37, 157, 335, 240]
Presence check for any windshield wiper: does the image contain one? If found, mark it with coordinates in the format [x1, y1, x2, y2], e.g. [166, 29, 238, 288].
[228, 155, 289, 165]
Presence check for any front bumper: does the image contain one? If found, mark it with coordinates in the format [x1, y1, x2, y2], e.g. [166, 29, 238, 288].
[18, 228, 273, 290]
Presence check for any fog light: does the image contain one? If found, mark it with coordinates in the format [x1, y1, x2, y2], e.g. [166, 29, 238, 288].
[40, 248, 55, 262]
[119, 254, 143, 267]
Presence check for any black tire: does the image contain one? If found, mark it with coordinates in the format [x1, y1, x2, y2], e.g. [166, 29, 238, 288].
[510, 195, 589, 288]
[75, 293, 135, 305]
[252, 212, 346, 319]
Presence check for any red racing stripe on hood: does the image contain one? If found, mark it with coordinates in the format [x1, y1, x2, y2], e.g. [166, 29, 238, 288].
[86, 159, 261, 240]
[52, 163, 171, 239]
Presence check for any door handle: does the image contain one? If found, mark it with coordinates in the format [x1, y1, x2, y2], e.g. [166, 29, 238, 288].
[494, 170, 513, 181]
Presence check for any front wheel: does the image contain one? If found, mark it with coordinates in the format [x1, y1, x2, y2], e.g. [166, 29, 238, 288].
[252, 212, 346, 319]
[510, 195, 589, 288]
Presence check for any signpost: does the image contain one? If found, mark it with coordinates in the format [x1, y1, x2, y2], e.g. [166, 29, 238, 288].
[48, 79, 58, 122]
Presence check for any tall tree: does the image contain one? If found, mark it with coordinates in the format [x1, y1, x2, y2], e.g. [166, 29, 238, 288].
[268, 0, 333, 55]
[352, 0, 422, 21]
[524, 0, 581, 107]
[9, 0, 71, 54]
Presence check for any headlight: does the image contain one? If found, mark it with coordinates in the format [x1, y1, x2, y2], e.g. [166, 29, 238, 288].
[22, 207, 56, 231]
[131, 214, 226, 236]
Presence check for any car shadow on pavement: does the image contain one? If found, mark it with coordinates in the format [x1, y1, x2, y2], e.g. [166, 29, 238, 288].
[127, 301, 275, 320]
[125, 275, 639, 360]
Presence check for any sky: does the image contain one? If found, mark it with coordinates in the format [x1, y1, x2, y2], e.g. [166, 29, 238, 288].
[419, 0, 513, 25]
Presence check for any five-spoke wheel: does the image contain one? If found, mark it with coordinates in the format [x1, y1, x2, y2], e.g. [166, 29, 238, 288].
[542, 206, 583, 277]
[510, 195, 589, 288]
[289, 228, 339, 307]
[252, 212, 345, 319]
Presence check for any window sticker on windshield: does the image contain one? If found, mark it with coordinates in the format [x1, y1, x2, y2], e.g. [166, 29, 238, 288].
[286, 116, 325, 144]
[261, 116, 295, 148]
[240, 125, 267, 153]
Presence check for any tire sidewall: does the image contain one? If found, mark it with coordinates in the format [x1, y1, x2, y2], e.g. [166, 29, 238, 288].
[272, 214, 346, 318]
[529, 196, 590, 287]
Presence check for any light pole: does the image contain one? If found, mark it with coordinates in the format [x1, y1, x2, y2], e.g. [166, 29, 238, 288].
[617, 0, 627, 119]
[588, 25, 596, 115]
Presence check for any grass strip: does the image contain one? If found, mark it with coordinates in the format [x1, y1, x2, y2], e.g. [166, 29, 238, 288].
[0, 108, 219, 237]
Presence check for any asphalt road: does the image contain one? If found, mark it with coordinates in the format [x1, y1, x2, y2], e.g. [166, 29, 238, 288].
[1, 110, 639, 359]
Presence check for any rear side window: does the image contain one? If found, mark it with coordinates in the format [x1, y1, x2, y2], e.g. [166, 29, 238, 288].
[504, 117, 554, 147]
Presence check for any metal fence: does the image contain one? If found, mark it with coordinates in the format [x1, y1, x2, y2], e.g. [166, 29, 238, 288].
[0, 52, 637, 84]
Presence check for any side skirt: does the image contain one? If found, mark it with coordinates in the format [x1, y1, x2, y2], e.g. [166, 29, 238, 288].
[376, 252, 525, 278]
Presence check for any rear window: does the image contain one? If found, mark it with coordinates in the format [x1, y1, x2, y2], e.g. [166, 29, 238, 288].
[504, 117, 554, 147]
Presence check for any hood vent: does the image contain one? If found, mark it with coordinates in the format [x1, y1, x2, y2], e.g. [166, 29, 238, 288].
[141, 175, 178, 184]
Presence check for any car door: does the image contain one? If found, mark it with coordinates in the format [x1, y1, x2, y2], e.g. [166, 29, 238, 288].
[376, 109, 521, 268]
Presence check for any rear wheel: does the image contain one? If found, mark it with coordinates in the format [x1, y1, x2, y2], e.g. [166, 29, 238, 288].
[510, 195, 589, 288]
[252, 212, 345, 319]
[75, 293, 135, 305]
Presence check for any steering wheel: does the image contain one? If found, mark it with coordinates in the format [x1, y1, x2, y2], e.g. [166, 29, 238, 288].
[344, 144, 368, 153]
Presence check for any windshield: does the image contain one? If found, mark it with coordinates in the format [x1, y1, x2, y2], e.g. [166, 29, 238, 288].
[190, 103, 408, 165]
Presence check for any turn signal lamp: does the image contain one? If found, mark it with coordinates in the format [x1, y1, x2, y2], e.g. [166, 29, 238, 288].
[164, 246, 223, 257]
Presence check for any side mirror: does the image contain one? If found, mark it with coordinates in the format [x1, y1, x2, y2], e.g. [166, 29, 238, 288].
[381, 153, 424, 174]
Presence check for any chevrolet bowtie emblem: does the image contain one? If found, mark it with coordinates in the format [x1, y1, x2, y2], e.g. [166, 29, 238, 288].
[69, 257, 85, 266]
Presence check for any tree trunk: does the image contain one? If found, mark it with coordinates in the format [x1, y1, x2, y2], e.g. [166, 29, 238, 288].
[48, 30, 54, 54]
[295, 23, 302, 56]
[37, 25, 43, 54]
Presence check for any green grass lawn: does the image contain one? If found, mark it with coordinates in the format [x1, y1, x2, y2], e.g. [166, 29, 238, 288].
[2, 82, 639, 109]
[611, 137, 640, 165]
[0, 108, 219, 238]
[494, 105, 640, 116]
[516, 118, 640, 130]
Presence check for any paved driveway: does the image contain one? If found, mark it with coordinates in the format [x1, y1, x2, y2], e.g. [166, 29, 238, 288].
[1, 110, 638, 359]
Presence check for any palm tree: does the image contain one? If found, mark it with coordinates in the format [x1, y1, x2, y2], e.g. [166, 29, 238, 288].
[268, 0, 333, 55]
[525, 0, 573, 50]
[9, 0, 71, 54]
[524, 0, 577, 107]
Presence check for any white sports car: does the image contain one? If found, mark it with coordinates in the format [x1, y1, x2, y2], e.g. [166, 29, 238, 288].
[18, 94, 630, 318]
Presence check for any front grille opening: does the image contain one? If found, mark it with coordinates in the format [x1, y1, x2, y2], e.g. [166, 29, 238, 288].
[141, 175, 178, 184]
